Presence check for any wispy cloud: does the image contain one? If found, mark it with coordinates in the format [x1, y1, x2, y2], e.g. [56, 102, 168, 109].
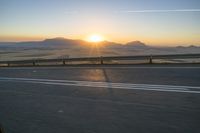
[117, 9, 200, 13]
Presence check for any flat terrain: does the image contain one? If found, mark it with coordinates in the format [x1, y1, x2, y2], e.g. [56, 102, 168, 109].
[0, 66, 200, 133]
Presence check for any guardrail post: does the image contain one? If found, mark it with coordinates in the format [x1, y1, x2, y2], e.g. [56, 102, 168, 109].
[33, 61, 36, 66]
[149, 55, 153, 64]
[7, 62, 10, 67]
[63, 60, 66, 65]
[100, 56, 104, 65]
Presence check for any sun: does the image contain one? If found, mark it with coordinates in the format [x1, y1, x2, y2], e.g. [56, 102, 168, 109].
[88, 34, 104, 42]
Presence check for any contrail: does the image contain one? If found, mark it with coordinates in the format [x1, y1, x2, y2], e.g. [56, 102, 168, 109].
[118, 9, 200, 13]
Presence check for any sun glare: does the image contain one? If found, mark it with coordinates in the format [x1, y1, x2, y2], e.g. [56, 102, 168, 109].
[88, 35, 104, 42]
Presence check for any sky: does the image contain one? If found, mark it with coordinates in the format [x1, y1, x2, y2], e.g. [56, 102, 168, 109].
[0, 0, 200, 46]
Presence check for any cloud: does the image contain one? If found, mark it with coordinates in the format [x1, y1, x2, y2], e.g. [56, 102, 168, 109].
[117, 9, 200, 13]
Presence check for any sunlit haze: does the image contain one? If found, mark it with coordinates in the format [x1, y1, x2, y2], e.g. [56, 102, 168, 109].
[87, 35, 104, 42]
[0, 0, 200, 46]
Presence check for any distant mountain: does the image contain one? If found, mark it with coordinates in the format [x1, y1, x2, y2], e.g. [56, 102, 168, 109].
[126, 41, 146, 47]
[125, 41, 147, 48]
[0, 38, 147, 48]
[42, 37, 87, 47]
[0, 37, 87, 49]
[176, 45, 200, 49]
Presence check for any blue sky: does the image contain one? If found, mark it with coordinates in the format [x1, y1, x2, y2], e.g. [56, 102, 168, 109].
[0, 0, 200, 46]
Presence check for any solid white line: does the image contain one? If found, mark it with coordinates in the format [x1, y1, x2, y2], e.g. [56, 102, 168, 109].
[0, 77, 200, 94]
[0, 77, 199, 89]
[0, 67, 200, 70]
[1, 80, 200, 94]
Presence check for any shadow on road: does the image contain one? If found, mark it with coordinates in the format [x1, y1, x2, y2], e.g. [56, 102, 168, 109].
[102, 68, 114, 97]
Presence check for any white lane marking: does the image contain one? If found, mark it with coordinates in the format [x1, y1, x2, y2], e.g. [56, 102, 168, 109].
[0, 67, 200, 70]
[0, 77, 199, 89]
[0, 77, 200, 94]
[0, 78, 190, 91]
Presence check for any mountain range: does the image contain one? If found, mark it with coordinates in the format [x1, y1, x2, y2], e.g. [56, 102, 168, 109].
[0, 37, 199, 49]
[0, 37, 149, 49]
[0, 37, 200, 61]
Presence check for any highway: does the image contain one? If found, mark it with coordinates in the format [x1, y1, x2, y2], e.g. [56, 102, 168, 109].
[0, 66, 200, 133]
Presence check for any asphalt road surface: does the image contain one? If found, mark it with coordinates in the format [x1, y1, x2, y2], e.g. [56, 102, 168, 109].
[0, 66, 200, 133]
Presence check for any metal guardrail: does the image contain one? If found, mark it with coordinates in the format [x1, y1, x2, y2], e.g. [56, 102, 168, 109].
[0, 54, 200, 66]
